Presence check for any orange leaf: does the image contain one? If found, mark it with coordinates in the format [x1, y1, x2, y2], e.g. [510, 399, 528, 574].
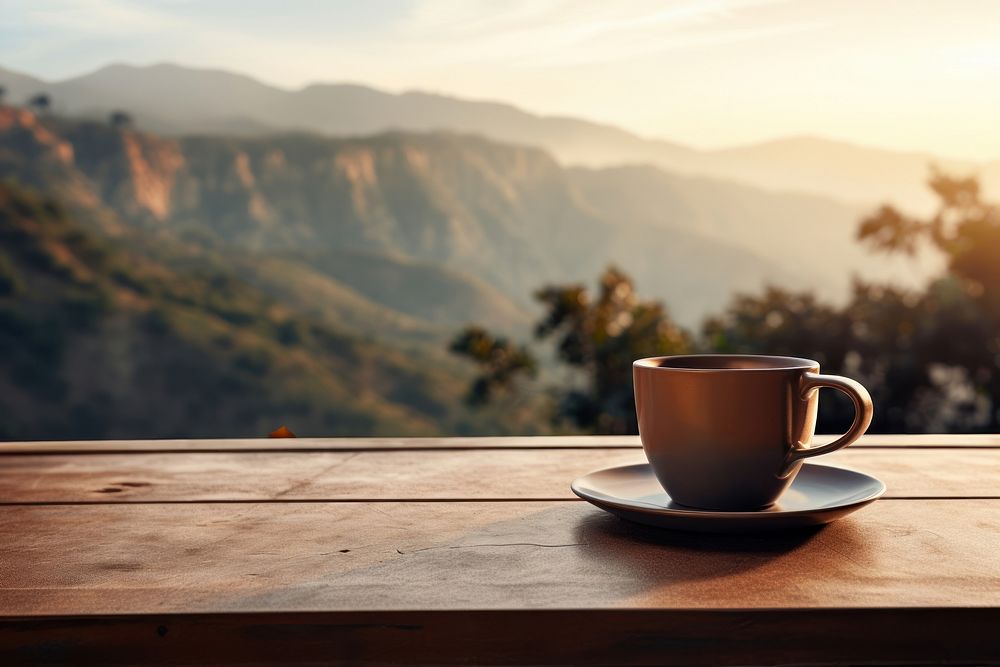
[269, 425, 296, 438]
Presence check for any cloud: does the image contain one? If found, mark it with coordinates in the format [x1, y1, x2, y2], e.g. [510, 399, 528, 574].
[1, 0, 816, 84]
[395, 0, 815, 67]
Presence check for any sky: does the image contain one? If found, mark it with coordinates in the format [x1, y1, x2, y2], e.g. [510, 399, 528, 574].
[2, 0, 1000, 161]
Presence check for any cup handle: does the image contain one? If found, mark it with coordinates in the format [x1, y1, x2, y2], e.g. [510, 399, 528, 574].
[782, 372, 874, 475]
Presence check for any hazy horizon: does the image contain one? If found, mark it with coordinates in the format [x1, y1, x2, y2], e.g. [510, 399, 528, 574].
[4, 58, 998, 167]
[3, 0, 1000, 161]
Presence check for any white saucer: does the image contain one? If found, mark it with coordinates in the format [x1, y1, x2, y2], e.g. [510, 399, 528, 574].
[571, 462, 885, 533]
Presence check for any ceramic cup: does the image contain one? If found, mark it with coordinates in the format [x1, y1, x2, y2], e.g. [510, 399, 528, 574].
[633, 354, 873, 511]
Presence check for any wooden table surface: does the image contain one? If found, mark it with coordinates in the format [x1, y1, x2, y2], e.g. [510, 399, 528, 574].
[1, 435, 998, 665]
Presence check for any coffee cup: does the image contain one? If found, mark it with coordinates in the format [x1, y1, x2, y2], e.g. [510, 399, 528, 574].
[633, 354, 873, 511]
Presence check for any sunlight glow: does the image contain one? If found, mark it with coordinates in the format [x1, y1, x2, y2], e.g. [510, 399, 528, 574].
[1, 0, 999, 160]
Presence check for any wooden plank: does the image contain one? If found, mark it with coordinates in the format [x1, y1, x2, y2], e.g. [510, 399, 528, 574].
[0, 448, 997, 503]
[3, 608, 999, 666]
[1, 433, 999, 454]
[1, 500, 998, 617]
[0, 436, 640, 453]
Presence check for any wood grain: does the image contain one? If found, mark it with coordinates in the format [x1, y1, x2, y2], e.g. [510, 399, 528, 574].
[1, 500, 998, 617]
[0, 447, 997, 503]
[2, 433, 999, 454]
[2, 436, 999, 665]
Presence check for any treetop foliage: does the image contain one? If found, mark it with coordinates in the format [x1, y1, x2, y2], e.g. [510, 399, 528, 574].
[453, 172, 1000, 434]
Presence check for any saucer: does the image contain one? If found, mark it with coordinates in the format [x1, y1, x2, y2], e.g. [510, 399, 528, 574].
[571, 462, 885, 533]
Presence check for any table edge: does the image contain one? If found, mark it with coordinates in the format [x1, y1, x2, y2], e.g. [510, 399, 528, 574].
[1, 433, 997, 454]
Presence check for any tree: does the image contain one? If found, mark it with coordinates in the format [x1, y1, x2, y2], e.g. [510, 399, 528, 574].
[451, 266, 690, 433]
[109, 110, 133, 128]
[449, 326, 536, 405]
[858, 171, 999, 315]
[703, 281, 944, 432]
[453, 174, 1000, 435]
[703, 286, 850, 368]
[857, 170, 1000, 429]
[706, 171, 1000, 433]
[28, 93, 51, 114]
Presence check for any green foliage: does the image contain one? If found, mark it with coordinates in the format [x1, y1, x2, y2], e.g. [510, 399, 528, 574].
[276, 319, 306, 346]
[9, 110, 1000, 437]
[705, 283, 916, 431]
[703, 287, 850, 367]
[27, 93, 51, 113]
[0, 180, 481, 440]
[0, 303, 69, 400]
[0, 254, 22, 295]
[455, 175, 1000, 435]
[58, 287, 112, 327]
[706, 172, 1000, 432]
[534, 267, 690, 433]
[453, 267, 689, 433]
[232, 348, 273, 377]
[111, 266, 151, 294]
[449, 326, 537, 405]
[62, 227, 111, 271]
[109, 111, 133, 128]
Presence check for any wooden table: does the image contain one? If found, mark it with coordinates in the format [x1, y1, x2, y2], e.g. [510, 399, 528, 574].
[1, 435, 999, 665]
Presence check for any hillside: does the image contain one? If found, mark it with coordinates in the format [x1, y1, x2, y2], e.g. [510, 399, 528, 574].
[0, 180, 503, 440]
[289, 249, 529, 329]
[0, 108, 725, 322]
[0, 107, 926, 325]
[0, 107, 531, 334]
[3, 62, 997, 210]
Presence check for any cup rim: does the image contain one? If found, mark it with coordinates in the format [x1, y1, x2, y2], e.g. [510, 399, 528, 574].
[634, 354, 819, 372]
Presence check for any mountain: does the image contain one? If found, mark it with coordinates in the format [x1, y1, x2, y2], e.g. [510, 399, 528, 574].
[2, 62, 997, 210]
[0, 66, 45, 102]
[1, 107, 924, 326]
[288, 249, 530, 329]
[3, 107, 880, 324]
[0, 107, 949, 440]
[704, 136, 993, 214]
[17, 62, 692, 162]
[0, 107, 531, 335]
[567, 165, 937, 291]
[0, 179, 493, 440]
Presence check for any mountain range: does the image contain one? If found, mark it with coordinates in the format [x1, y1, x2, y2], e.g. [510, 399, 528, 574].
[0, 64, 966, 439]
[0, 106, 928, 327]
[2, 62, 997, 212]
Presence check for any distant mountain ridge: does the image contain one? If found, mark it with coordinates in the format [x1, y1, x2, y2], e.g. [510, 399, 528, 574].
[3, 62, 998, 211]
[0, 107, 926, 327]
